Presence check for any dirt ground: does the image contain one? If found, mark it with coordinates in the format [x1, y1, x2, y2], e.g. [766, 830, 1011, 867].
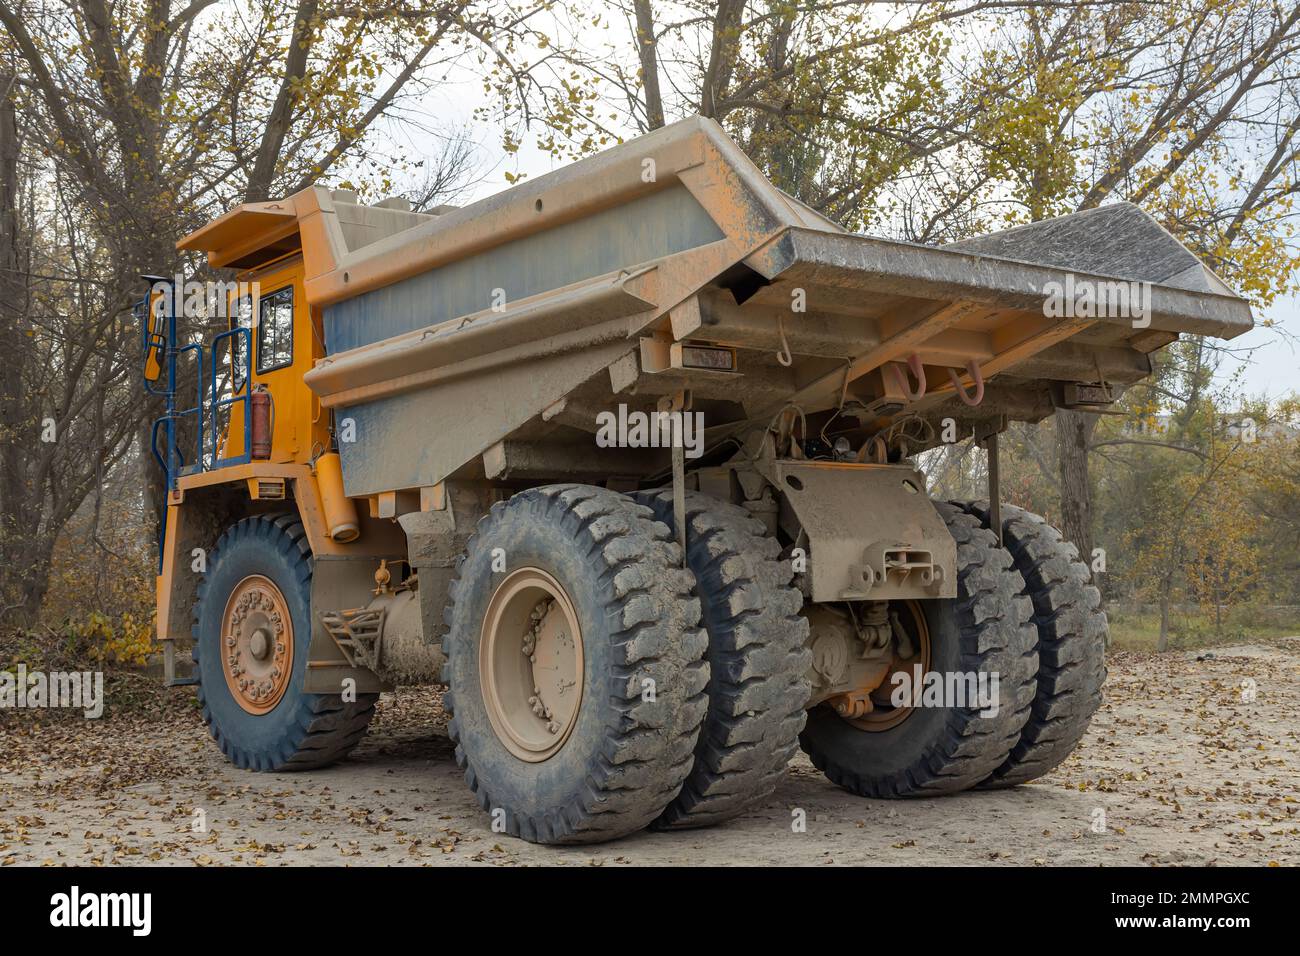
[2, 640, 1298, 867]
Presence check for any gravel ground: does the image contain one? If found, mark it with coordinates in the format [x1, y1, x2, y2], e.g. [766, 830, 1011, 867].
[1, 640, 1297, 867]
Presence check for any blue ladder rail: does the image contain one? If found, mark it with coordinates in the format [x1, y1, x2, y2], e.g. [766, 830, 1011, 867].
[136, 278, 252, 566]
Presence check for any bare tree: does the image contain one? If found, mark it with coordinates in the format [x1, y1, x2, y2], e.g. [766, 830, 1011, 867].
[0, 0, 561, 626]
[522, 1, 1299, 569]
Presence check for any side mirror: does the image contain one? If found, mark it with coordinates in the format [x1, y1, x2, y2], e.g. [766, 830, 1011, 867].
[141, 277, 168, 383]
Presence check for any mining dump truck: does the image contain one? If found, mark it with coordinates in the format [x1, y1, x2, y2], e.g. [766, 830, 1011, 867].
[140, 116, 1252, 844]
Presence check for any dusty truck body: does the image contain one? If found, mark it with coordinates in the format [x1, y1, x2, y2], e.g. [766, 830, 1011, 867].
[142, 116, 1251, 843]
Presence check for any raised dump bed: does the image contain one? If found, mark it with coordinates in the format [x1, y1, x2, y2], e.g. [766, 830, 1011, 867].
[154, 116, 1250, 844]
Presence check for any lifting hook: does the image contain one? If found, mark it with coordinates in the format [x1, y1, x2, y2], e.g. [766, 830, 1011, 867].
[887, 353, 927, 402]
[948, 359, 985, 407]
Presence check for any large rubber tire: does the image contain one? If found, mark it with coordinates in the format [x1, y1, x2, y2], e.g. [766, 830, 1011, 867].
[193, 514, 377, 771]
[442, 484, 710, 844]
[798, 501, 1038, 797]
[958, 501, 1107, 787]
[634, 490, 811, 829]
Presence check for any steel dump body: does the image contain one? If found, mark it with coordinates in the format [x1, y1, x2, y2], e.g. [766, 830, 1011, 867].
[182, 116, 1252, 501]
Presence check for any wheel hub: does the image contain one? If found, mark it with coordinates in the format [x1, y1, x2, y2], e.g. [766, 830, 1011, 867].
[221, 575, 293, 715]
[480, 568, 584, 762]
[830, 600, 931, 732]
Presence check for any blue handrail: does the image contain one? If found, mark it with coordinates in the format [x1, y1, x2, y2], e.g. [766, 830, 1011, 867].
[137, 277, 253, 567]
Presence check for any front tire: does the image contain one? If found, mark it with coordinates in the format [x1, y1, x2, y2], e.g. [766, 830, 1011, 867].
[193, 514, 377, 771]
[443, 485, 709, 844]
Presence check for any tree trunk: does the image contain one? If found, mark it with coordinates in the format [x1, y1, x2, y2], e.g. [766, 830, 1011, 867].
[699, 0, 746, 118]
[139, 421, 163, 556]
[0, 70, 33, 625]
[632, 0, 665, 129]
[10, 533, 55, 625]
[1056, 408, 1099, 583]
[1156, 580, 1171, 652]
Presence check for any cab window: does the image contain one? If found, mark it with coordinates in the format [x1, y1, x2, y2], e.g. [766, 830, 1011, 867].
[257, 286, 294, 373]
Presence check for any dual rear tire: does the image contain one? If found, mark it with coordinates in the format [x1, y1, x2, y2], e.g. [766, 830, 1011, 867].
[632, 490, 811, 829]
[440, 484, 811, 842]
[799, 502, 1039, 796]
[798, 500, 1106, 797]
[441, 484, 711, 844]
[959, 501, 1108, 788]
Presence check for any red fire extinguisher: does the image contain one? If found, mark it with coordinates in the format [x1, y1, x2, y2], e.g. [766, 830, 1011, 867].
[251, 386, 273, 459]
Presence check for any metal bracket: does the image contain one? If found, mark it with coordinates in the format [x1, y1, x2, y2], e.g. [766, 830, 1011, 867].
[983, 430, 1003, 548]
[161, 640, 198, 688]
[971, 415, 1007, 547]
[1056, 381, 1125, 414]
[657, 390, 691, 567]
[846, 544, 943, 600]
[1060, 381, 1114, 408]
